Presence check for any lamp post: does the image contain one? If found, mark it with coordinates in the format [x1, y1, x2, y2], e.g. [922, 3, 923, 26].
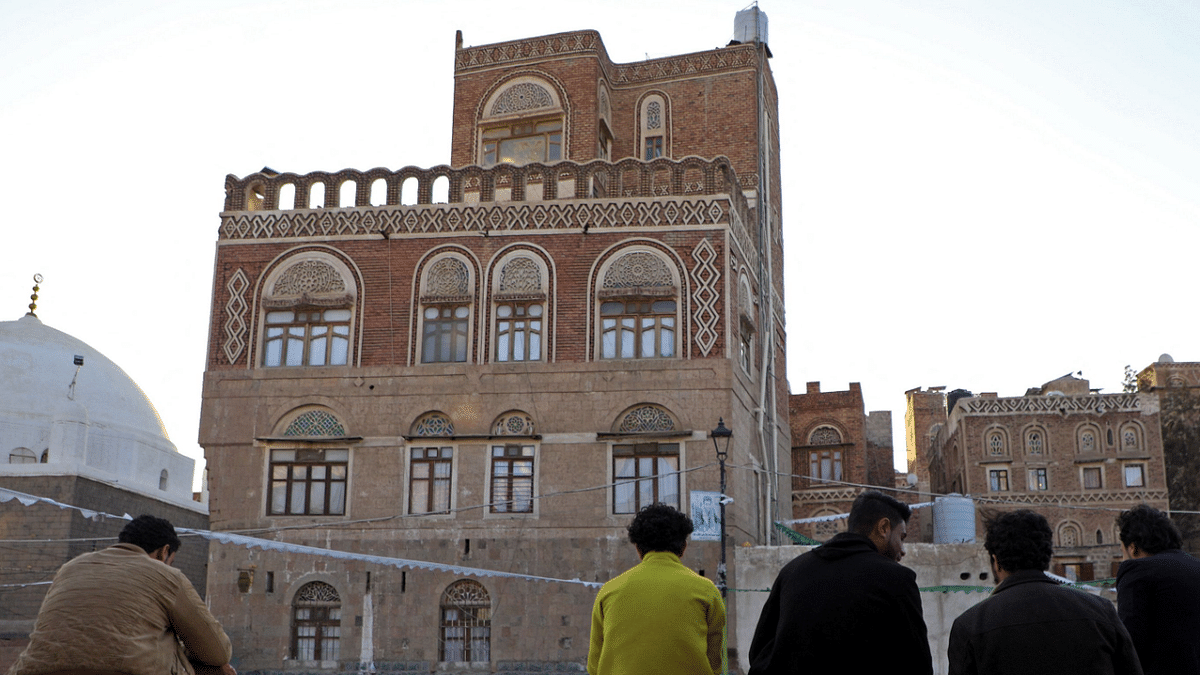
[711, 418, 732, 600]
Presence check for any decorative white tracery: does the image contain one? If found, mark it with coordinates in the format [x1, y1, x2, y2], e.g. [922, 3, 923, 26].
[443, 579, 491, 607]
[415, 413, 454, 437]
[498, 257, 543, 294]
[272, 260, 346, 295]
[296, 581, 341, 604]
[490, 83, 554, 116]
[223, 268, 249, 364]
[493, 412, 535, 436]
[690, 239, 719, 356]
[809, 426, 842, 445]
[425, 258, 471, 298]
[283, 410, 346, 437]
[603, 251, 674, 289]
[618, 405, 676, 433]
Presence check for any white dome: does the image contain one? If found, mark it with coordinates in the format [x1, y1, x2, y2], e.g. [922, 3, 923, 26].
[0, 314, 170, 441]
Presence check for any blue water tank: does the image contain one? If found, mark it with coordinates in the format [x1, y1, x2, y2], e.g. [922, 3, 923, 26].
[933, 494, 976, 544]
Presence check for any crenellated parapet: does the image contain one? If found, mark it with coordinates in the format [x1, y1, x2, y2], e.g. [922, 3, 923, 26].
[453, 29, 761, 84]
[220, 157, 758, 265]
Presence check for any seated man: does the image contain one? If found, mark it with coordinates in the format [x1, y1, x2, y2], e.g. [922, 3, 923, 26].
[948, 510, 1141, 675]
[1116, 504, 1200, 675]
[8, 515, 235, 675]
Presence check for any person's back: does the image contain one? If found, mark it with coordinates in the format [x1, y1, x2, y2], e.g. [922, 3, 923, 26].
[7, 515, 232, 675]
[950, 571, 1139, 675]
[748, 491, 932, 675]
[1116, 505, 1200, 675]
[587, 503, 725, 675]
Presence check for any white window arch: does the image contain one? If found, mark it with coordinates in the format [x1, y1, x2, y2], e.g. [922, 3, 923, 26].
[638, 93, 669, 160]
[260, 254, 357, 368]
[479, 76, 565, 167]
[418, 254, 475, 364]
[596, 248, 680, 360]
[491, 252, 548, 363]
[292, 581, 341, 661]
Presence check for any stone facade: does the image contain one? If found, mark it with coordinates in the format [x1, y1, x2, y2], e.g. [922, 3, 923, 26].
[1136, 359, 1200, 553]
[201, 26, 786, 673]
[907, 374, 1169, 579]
[787, 382, 896, 541]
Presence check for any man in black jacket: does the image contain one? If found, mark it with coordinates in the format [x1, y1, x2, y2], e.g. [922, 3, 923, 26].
[948, 510, 1142, 675]
[1116, 504, 1200, 675]
[748, 490, 932, 675]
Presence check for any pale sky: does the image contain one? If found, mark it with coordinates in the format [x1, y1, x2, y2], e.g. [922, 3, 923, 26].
[2, 1, 1198, 488]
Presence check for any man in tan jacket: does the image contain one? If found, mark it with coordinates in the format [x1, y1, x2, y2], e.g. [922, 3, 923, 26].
[8, 515, 235, 675]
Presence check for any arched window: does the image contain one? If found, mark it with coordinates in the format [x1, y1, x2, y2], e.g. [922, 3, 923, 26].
[492, 411, 535, 436]
[1025, 428, 1045, 456]
[159, 470, 169, 491]
[493, 254, 546, 362]
[8, 447, 36, 464]
[409, 412, 456, 515]
[480, 78, 564, 167]
[812, 509, 844, 541]
[261, 256, 356, 368]
[985, 428, 1007, 456]
[1078, 427, 1098, 453]
[598, 250, 678, 360]
[269, 409, 349, 516]
[807, 426, 843, 482]
[639, 93, 669, 160]
[737, 274, 756, 376]
[440, 580, 491, 663]
[1058, 523, 1081, 548]
[1120, 423, 1142, 452]
[420, 256, 474, 364]
[612, 405, 680, 513]
[292, 581, 341, 661]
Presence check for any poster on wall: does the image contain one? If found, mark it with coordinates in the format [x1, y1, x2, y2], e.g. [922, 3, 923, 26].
[690, 491, 722, 541]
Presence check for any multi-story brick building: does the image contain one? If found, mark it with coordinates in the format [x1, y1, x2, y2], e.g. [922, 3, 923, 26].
[200, 17, 787, 673]
[907, 373, 1169, 580]
[1137, 356, 1200, 552]
[787, 382, 895, 541]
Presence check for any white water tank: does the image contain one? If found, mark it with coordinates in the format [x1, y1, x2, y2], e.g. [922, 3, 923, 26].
[734, 7, 769, 45]
[933, 494, 976, 544]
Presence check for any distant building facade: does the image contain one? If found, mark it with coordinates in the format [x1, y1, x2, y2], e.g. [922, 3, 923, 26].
[200, 20, 786, 673]
[787, 382, 894, 541]
[1138, 357, 1200, 553]
[907, 373, 1169, 580]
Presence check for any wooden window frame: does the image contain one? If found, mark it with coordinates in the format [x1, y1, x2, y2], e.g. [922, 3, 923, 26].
[490, 444, 535, 513]
[1124, 463, 1145, 488]
[422, 304, 471, 364]
[494, 301, 544, 363]
[989, 468, 1009, 492]
[481, 117, 563, 167]
[644, 136, 663, 160]
[612, 443, 680, 514]
[293, 604, 341, 661]
[409, 446, 454, 514]
[263, 308, 352, 367]
[599, 299, 677, 360]
[808, 449, 843, 482]
[1028, 467, 1048, 491]
[1082, 466, 1103, 490]
[268, 449, 348, 516]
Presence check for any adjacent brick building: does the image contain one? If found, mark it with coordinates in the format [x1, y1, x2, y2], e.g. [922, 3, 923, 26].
[787, 382, 895, 541]
[907, 373, 1169, 580]
[200, 19, 787, 673]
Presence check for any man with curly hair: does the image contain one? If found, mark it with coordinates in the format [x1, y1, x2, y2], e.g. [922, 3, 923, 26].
[948, 510, 1141, 675]
[587, 502, 725, 675]
[8, 515, 235, 675]
[748, 490, 932, 674]
[1116, 504, 1200, 675]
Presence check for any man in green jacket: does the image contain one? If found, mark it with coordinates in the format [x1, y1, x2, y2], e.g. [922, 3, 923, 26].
[587, 503, 726, 675]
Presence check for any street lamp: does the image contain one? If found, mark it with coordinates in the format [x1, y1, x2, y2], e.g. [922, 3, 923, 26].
[711, 418, 732, 599]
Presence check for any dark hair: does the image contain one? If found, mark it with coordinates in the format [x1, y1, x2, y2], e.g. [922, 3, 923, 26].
[1118, 504, 1182, 555]
[118, 515, 181, 555]
[984, 510, 1053, 572]
[627, 503, 694, 556]
[846, 490, 911, 537]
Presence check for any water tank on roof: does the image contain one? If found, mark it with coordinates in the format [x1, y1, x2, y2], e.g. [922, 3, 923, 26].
[734, 7, 769, 45]
[933, 494, 976, 544]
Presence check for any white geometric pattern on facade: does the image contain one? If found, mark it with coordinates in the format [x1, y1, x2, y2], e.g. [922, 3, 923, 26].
[296, 581, 341, 604]
[618, 405, 675, 433]
[690, 239, 719, 356]
[809, 426, 842, 445]
[222, 197, 733, 240]
[499, 257, 543, 294]
[490, 83, 554, 116]
[646, 101, 661, 130]
[425, 258, 470, 298]
[603, 252, 674, 289]
[737, 274, 753, 322]
[223, 268, 249, 364]
[283, 410, 346, 437]
[493, 412, 535, 436]
[963, 394, 1140, 415]
[272, 260, 346, 296]
[414, 413, 454, 437]
[989, 490, 1168, 506]
[442, 579, 490, 607]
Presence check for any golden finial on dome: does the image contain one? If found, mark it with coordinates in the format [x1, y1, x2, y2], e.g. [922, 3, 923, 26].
[27, 274, 43, 317]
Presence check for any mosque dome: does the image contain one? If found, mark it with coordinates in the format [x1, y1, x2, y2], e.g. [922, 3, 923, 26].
[0, 314, 171, 442]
